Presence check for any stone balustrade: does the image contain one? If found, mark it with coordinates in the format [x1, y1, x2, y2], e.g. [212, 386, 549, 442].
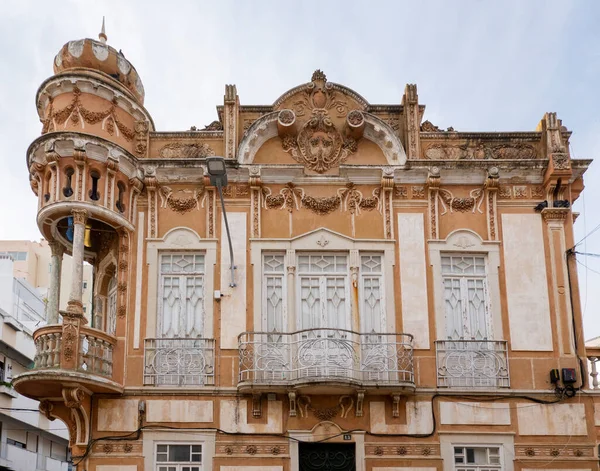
[34, 322, 116, 379]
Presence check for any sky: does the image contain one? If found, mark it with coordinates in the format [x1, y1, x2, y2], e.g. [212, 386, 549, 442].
[0, 0, 598, 338]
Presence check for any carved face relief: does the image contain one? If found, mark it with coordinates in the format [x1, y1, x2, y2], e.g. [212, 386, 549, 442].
[284, 111, 355, 173]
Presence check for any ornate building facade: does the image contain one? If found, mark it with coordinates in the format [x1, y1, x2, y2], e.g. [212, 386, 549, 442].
[14, 28, 598, 471]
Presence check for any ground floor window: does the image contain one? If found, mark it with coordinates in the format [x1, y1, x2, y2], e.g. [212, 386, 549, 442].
[454, 445, 501, 470]
[156, 443, 202, 471]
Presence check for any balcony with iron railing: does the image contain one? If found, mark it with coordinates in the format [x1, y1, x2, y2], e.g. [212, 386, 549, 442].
[435, 339, 510, 388]
[238, 328, 414, 393]
[143, 338, 215, 386]
[13, 323, 122, 399]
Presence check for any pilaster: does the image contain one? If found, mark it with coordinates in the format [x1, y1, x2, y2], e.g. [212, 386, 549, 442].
[224, 84, 240, 159]
[402, 84, 421, 159]
[427, 166, 440, 239]
[541, 207, 573, 356]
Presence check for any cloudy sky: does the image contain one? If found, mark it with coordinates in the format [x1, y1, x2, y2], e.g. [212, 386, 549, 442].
[1, 0, 598, 337]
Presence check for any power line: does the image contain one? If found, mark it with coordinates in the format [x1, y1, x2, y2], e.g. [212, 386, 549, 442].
[573, 221, 600, 248]
[576, 259, 600, 277]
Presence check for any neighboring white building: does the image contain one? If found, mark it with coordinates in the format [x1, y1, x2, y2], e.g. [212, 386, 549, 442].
[0, 256, 69, 471]
[0, 240, 93, 319]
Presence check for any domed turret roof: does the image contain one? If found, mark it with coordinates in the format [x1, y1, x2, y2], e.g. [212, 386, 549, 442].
[52, 20, 145, 104]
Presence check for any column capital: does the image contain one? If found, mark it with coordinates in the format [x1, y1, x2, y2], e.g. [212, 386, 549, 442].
[71, 209, 88, 225]
[48, 240, 64, 257]
[541, 207, 569, 224]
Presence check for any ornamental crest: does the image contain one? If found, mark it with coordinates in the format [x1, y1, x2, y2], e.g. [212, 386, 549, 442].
[277, 71, 364, 173]
[283, 110, 357, 173]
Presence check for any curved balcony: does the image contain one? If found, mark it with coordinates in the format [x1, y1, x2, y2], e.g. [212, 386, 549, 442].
[238, 328, 414, 394]
[13, 324, 122, 400]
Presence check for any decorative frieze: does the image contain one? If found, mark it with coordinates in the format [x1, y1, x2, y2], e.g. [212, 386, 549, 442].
[93, 441, 142, 455]
[134, 120, 149, 156]
[514, 444, 593, 459]
[41, 86, 134, 140]
[216, 443, 289, 457]
[262, 183, 381, 215]
[158, 186, 205, 214]
[222, 184, 250, 198]
[158, 142, 215, 158]
[423, 142, 537, 160]
[365, 443, 440, 458]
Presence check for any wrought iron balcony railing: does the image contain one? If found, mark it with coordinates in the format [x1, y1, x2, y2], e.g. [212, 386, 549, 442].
[238, 328, 414, 388]
[143, 338, 215, 386]
[435, 339, 509, 388]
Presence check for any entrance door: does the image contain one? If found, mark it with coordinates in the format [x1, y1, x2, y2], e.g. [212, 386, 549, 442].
[299, 442, 355, 471]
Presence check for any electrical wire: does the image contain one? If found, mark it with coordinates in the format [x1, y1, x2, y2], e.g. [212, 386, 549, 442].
[573, 251, 600, 258]
[71, 391, 570, 466]
[572, 221, 600, 248]
[576, 259, 600, 277]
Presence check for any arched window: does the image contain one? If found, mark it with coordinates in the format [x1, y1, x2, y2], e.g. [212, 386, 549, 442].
[44, 172, 52, 202]
[107, 276, 117, 335]
[116, 182, 126, 213]
[89, 170, 101, 201]
[62, 167, 74, 197]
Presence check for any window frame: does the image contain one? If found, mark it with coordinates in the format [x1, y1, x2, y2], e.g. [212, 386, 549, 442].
[296, 252, 351, 331]
[155, 443, 203, 471]
[145, 228, 217, 345]
[440, 433, 514, 471]
[429, 230, 503, 342]
[453, 444, 502, 470]
[252, 230, 396, 335]
[441, 254, 492, 340]
[157, 252, 206, 338]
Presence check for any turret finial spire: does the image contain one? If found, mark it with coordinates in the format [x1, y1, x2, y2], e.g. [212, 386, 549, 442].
[99, 16, 107, 43]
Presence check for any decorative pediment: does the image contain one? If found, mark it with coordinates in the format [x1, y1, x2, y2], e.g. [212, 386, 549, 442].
[238, 71, 406, 170]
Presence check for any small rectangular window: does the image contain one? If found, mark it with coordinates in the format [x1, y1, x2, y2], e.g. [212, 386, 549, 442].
[156, 444, 202, 471]
[453, 445, 501, 470]
[7, 438, 26, 449]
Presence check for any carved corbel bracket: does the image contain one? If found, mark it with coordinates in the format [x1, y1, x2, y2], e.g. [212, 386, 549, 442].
[62, 387, 90, 446]
[391, 394, 401, 418]
[45, 141, 60, 166]
[356, 390, 365, 417]
[252, 393, 262, 418]
[288, 391, 297, 417]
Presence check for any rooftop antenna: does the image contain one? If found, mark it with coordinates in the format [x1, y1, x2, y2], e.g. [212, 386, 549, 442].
[98, 16, 107, 43]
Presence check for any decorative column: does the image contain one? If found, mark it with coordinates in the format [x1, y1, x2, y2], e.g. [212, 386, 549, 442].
[73, 141, 87, 202]
[286, 250, 296, 332]
[66, 209, 88, 318]
[427, 167, 440, 239]
[381, 168, 394, 239]
[541, 208, 571, 355]
[402, 84, 421, 159]
[249, 167, 262, 238]
[485, 167, 499, 241]
[349, 250, 360, 333]
[144, 168, 158, 238]
[47, 241, 63, 324]
[223, 84, 239, 159]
